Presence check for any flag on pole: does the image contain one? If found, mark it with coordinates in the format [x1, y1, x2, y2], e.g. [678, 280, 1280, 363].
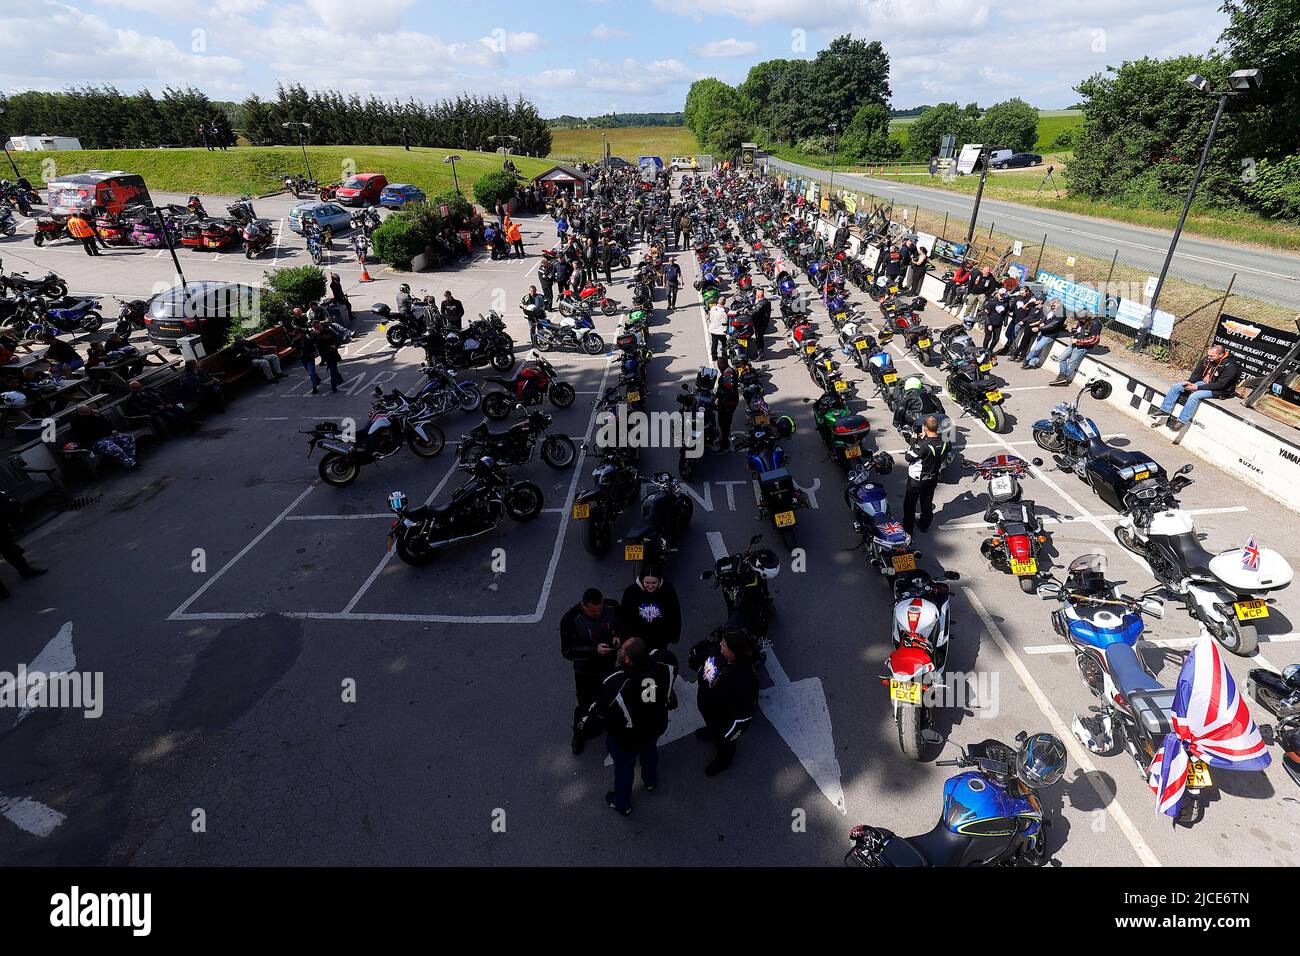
[1241, 534, 1260, 572]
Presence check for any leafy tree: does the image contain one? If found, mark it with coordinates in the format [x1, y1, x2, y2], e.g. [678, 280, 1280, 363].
[683, 78, 753, 154]
[1218, 0, 1300, 162]
[473, 170, 519, 208]
[903, 102, 980, 162]
[810, 36, 892, 135]
[979, 98, 1039, 152]
[839, 102, 896, 162]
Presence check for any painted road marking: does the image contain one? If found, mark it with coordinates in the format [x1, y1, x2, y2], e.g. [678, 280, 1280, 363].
[0, 795, 67, 838]
[963, 587, 1160, 867]
[939, 504, 1249, 531]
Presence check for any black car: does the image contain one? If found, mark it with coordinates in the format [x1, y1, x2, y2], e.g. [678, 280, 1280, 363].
[145, 280, 262, 351]
[994, 153, 1043, 170]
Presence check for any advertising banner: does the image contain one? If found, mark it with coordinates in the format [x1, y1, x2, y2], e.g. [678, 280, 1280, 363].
[1214, 315, 1300, 403]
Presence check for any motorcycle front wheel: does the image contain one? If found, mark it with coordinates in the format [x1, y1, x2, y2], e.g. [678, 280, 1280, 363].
[319, 453, 359, 487]
[385, 326, 409, 347]
[505, 482, 545, 521]
[582, 333, 605, 355]
[1114, 526, 1147, 557]
[1032, 427, 1064, 453]
[548, 382, 576, 409]
[245, 246, 255, 259]
[482, 392, 514, 421]
[455, 383, 482, 413]
[601, 301, 618, 317]
[32, 234, 43, 247]
[406, 423, 446, 459]
[541, 434, 577, 469]
[395, 532, 437, 566]
[490, 350, 516, 372]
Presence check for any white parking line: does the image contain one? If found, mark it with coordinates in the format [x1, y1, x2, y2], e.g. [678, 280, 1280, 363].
[963, 587, 1160, 867]
[284, 513, 390, 520]
[939, 504, 1248, 531]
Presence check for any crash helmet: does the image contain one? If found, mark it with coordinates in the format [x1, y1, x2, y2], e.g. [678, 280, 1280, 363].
[399, 283, 411, 294]
[773, 414, 796, 439]
[1016, 733, 1067, 789]
[903, 376, 924, 392]
[750, 548, 781, 580]
[371, 303, 391, 318]
[387, 491, 408, 513]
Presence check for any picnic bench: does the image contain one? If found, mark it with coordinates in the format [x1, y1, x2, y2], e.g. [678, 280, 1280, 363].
[0, 454, 66, 516]
[199, 325, 296, 390]
[85, 346, 169, 393]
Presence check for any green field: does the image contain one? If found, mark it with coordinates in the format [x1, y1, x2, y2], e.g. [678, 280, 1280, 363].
[548, 125, 701, 163]
[887, 109, 1082, 151]
[6, 146, 551, 199]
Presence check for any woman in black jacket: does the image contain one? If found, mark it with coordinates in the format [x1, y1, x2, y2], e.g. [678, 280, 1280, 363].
[619, 564, 683, 652]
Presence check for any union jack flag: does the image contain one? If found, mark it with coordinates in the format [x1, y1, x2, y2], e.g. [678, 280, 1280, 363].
[1241, 535, 1261, 572]
[1146, 632, 1270, 815]
[880, 521, 904, 536]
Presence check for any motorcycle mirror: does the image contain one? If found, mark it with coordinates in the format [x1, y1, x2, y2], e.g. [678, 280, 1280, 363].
[1087, 379, 1113, 401]
[943, 570, 961, 581]
[1035, 582, 1062, 600]
[1176, 463, 1194, 475]
[1141, 597, 1165, 619]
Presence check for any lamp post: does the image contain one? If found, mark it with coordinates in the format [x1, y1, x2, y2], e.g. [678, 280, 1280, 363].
[1137, 68, 1262, 350]
[443, 154, 462, 195]
[964, 144, 991, 243]
[0, 105, 22, 179]
[825, 122, 840, 225]
[281, 121, 313, 182]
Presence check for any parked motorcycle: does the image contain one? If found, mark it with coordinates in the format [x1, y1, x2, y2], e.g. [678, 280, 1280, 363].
[456, 409, 576, 470]
[32, 215, 70, 247]
[944, 348, 1009, 433]
[26, 297, 103, 336]
[1115, 469, 1293, 655]
[675, 366, 720, 478]
[1032, 380, 1170, 511]
[416, 311, 516, 373]
[481, 352, 576, 420]
[0, 207, 16, 238]
[846, 732, 1064, 866]
[618, 471, 694, 568]
[733, 420, 808, 549]
[963, 454, 1052, 593]
[528, 309, 605, 355]
[1246, 664, 1300, 787]
[0, 266, 67, 300]
[1036, 554, 1215, 823]
[241, 219, 275, 258]
[386, 458, 544, 566]
[808, 380, 873, 468]
[410, 362, 483, 416]
[884, 568, 962, 758]
[305, 386, 447, 487]
[700, 535, 780, 644]
[572, 455, 646, 556]
[112, 297, 150, 337]
[283, 174, 319, 198]
[844, 451, 919, 579]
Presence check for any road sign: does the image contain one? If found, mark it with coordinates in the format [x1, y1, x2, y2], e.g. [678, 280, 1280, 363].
[1144, 275, 1159, 299]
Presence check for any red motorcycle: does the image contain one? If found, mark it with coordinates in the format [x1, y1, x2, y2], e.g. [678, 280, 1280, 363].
[319, 182, 341, 202]
[200, 219, 240, 250]
[964, 454, 1051, 594]
[480, 351, 578, 420]
[32, 215, 70, 247]
[559, 282, 618, 317]
[94, 213, 132, 245]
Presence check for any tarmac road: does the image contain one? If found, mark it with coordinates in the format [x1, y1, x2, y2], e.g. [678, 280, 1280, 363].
[763, 153, 1300, 310]
[1, 183, 1298, 866]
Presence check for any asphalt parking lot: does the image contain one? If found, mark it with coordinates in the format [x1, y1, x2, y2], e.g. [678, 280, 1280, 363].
[2, 183, 1299, 866]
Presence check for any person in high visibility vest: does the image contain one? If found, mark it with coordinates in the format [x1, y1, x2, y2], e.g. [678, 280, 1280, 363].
[505, 220, 524, 259]
[66, 212, 100, 257]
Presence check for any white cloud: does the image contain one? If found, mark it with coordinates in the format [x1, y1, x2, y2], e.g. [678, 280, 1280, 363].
[304, 0, 413, 33]
[479, 29, 543, 55]
[692, 38, 757, 58]
[590, 23, 630, 41]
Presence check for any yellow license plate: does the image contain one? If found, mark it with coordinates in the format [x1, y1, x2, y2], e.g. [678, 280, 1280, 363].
[804, 344, 817, 354]
[753, 414, 770, 425]
[626, 391, 641, 403]
[916, 338, 932, 348]
[572, 502, 591, 520]
[1188, 761, 1214, 789]
[1010, 558, 1038, 576]
[844, 445, 862, 459]
[888, 286, 899, 294]
[1234, 599, 1269, 621]
[738, 338, 749, 348]
[624, 544, 644, 561]
[984, 390, 1002, 402]
[892, 553, 917, 572]
[890, 680, 922, 705]
[979, 361, 993, 372]
[855, 339, 869, 350]
[378, 324, 387, 332]
[883, 372, 898, 384]
[774, 510, 796, 528]
[1133, 469, 1150, 481]
[834, 380, 848, 392]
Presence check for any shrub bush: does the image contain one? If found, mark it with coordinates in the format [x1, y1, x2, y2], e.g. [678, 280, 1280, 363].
[473, 170, 518, 209]
[372, 216, 426, 270]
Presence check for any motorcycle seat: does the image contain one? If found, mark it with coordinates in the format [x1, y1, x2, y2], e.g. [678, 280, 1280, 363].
[888, 821, 970, 867]
[1172, 534, 1217, 577]
[1090, 443, 1148, 470]
[1104, 642, 1164, 698]
[475, 418, 525, 437]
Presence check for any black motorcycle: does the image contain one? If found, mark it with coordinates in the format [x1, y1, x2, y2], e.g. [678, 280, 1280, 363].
[456, 409, 577, 470]
[387, 458, 544, 566]
[0, 266, 67, 300]
[618, 472, 694, 569]
[944, 348, 1009, 433]
[424, 311, 516, 373]
[305, 386, 446, 487]
[700, 534, 780, 643]
[113, 296, 150, 337]
[1248, 665, 1300, 787]
[572, 455, 645, 556]
[675, 367, 721, 478]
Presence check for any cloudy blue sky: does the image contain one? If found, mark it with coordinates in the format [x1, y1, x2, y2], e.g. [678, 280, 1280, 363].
[1, 0, 1230, 114]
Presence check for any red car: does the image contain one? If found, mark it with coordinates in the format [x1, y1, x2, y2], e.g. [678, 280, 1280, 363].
[333, 173, 388, 206]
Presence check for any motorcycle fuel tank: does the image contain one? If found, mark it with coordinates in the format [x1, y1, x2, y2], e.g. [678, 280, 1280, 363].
[942, 773, 1039, 838]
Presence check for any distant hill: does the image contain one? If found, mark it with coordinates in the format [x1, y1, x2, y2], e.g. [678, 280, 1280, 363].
[547, 112, 685, 130]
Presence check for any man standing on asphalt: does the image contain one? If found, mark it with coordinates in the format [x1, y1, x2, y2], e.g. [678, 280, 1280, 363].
[690, 628, 759, 777]
[677, 210, 691, 250]
[560, 588, 620, 755]
[960, 267, 995, 322]
[537, 256, 556, 310]
[440, 291, 465, 331]
[708, 299, 730, 365]
[902, 415, 950, 535]
[588, 637, 677, 815]
[553, 256, 572, 295]
[750, 288, 772, 356]
[311, 321, 346, 393]
[66, 211, 99, 256]
[506, 219, 524, 259]
[662, 257, 681, 311]
[1048, 312, 1103, 386]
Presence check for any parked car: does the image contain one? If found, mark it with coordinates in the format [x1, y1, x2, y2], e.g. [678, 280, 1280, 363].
[670, 155, 699, 171]
[144, 280, 262, 352]
[994, 152, 1043, 169]
[288, 201, 352, 235]
[334, 173, 389, 206]
[380, 183, 426, 208]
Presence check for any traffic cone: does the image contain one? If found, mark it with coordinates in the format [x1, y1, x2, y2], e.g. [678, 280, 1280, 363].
[359, 256, 374, 282]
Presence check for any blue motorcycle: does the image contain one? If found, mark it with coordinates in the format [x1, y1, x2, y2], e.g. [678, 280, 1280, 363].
[733, 418, 807, 550]
[847, 732, 1066, 867]
[27, 296, 103, 338]
[844, 451, 918, 579]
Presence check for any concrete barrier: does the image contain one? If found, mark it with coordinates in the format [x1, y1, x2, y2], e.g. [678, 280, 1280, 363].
[797, 214, 1300, 513]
